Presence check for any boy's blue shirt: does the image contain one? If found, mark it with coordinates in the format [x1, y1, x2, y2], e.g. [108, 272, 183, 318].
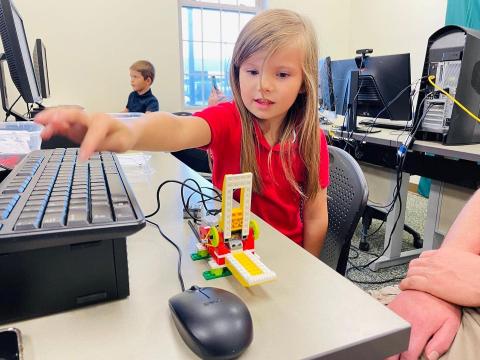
[126, 89, 159, 113]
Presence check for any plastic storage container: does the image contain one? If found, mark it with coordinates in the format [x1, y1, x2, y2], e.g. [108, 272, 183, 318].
[0, 121, 43, 154]
[107, 112, 144, 122]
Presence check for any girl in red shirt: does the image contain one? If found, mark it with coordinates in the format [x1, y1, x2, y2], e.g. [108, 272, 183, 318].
[36, 9, 329, 256]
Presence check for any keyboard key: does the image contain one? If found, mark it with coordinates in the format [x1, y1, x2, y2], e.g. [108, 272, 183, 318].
[91, 204, 112, 223]
[1, 149, 142, 241]
[67, 209, 89, 226]
[15, 216, 41, 231]
[114, 204, 135, 221]
[42, 212, 65, 228]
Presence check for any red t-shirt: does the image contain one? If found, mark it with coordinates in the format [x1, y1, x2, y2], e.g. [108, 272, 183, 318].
[194, 101, 329, 246]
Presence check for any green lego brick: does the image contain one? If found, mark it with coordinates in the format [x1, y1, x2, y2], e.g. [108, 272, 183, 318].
[203, 267, 232, 280]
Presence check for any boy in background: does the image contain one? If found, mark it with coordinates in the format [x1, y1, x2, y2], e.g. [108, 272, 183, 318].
[124, 60, 159, 113]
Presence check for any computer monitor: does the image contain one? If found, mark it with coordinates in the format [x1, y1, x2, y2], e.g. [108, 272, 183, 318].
[0, 0, 41, 114]
[331, 53, 411, 131]
[33, 38, 49, 99]
[319, 56, 335, 111]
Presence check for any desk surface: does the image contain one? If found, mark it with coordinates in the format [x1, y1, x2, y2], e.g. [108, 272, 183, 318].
[5, 153, 409, 359]
[324, 116, 480, 162]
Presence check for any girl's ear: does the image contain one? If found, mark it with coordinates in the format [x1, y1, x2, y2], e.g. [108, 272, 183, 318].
[299, 82, 306, 94]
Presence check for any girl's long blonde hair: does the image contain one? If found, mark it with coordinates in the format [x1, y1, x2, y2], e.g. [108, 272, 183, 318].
[229, 9, 320, 199]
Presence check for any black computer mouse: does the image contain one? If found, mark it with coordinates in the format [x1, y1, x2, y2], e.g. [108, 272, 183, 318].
[169, 285, 253, 360]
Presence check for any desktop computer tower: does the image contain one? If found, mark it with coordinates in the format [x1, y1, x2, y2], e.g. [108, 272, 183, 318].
[416, 25, 480, 145]
[0, 237, 130, 324]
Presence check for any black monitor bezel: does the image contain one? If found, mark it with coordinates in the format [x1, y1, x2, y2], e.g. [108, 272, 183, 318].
[0, 0, 41, 104]
[331, 53, 412, 121]
[33, 38, 50, 99]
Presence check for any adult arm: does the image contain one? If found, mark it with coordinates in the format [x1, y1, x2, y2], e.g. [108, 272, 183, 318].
[388, 190, 480, 359]
[400, 189, 480, 306]
[440, 189, 480, 254]
[386, 290, 461, 360]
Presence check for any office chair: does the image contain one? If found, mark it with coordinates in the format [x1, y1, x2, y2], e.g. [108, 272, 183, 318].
[359, 206, 423, 251]
[319, 146, 368, 275]
[170, 112, 211, 175]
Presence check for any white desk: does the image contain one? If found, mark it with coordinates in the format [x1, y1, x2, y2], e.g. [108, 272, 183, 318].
[323, 117, 480, 270]
[5, 152, 409, 359]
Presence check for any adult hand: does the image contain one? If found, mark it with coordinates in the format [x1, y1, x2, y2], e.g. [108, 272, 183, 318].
[386, 290, 461, 360]
[400, 248, 480, 307]
[35, 108, 138, 161]
[207, 88, 226, 107]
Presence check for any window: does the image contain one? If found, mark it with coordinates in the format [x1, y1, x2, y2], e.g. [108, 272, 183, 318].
[179, 0, 263, 108]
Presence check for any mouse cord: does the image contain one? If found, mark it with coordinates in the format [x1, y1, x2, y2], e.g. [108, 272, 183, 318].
[146, 219, 186, 292]
[144, 178, 222, 292]
[145, 178, 221, 222]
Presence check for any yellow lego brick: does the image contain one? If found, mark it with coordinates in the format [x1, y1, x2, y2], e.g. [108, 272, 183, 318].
[225, 251, 277, 287]
[233, 252, 262, 275]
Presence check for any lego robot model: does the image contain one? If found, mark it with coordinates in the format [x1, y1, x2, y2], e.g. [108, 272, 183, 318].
[193, 173, 276, 287]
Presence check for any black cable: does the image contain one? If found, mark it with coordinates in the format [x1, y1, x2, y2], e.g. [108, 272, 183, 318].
[342, 86, 434, 284]
[346, 252, 407, 285]
[143, 178, 224, 292]
[355, 90, 435, 212]
[359, 218, 386, 239]
[350, 104, 434, 274]
[348, 247, 360, 260]
[356, 76, 427, 144]
[146, 179, 220, 219]
[4, 94, 21, 121]
[336, 77, 424, 171]
[350, 244, 380, 257]
[147, 219, 186, 292]
[180, 179, 221, 223]
[346, 266, 406, 285]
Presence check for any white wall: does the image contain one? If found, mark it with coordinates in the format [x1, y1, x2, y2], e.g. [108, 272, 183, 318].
[349, 0, 448, 84]
[3, 0, 448, 115]
[11, 0, 183, 113]
[268, 0, 351, 58]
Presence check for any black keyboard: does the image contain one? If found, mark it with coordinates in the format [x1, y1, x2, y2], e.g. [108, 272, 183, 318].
[0, 148, 145, 253]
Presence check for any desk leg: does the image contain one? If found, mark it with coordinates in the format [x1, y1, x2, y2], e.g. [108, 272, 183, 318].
[424, 180, 473, 250]
[370, 172, 422, 270]
[423, 180, 444, 251]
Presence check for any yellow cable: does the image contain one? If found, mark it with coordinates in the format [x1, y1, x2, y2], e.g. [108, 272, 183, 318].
[428, 75, 480, 124]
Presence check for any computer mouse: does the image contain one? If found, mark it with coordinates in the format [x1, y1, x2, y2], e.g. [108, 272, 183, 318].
[169, 285, 253, 360]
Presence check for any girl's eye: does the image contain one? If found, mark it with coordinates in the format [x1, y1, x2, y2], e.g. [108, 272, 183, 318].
[246, 70, 259, 76]
[277, 72, 290, 78]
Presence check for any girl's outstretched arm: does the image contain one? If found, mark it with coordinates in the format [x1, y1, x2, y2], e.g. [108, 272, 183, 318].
[35, 108, 211, 161]
[302, 187, 328, 257]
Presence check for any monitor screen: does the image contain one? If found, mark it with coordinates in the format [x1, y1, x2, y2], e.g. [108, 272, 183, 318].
[33, 38, 50, 99]
[0, 0, 41, 103]
[331, 53, 411, 121]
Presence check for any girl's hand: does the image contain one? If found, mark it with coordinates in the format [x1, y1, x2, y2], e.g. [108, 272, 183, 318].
[35, 108, 139, 161]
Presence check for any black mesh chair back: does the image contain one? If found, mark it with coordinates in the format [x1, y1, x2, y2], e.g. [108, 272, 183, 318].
[319, 146, 368, 275]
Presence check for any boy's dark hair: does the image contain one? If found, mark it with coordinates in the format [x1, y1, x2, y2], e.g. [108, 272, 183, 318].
[130, 60, 155, 83]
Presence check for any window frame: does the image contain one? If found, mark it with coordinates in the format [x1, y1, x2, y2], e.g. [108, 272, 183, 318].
[178, 0, 264, 110]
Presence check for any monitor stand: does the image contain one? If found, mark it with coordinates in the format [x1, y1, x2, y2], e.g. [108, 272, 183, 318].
[0, 53, 28, 121]
[341, 70, 381, 134]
